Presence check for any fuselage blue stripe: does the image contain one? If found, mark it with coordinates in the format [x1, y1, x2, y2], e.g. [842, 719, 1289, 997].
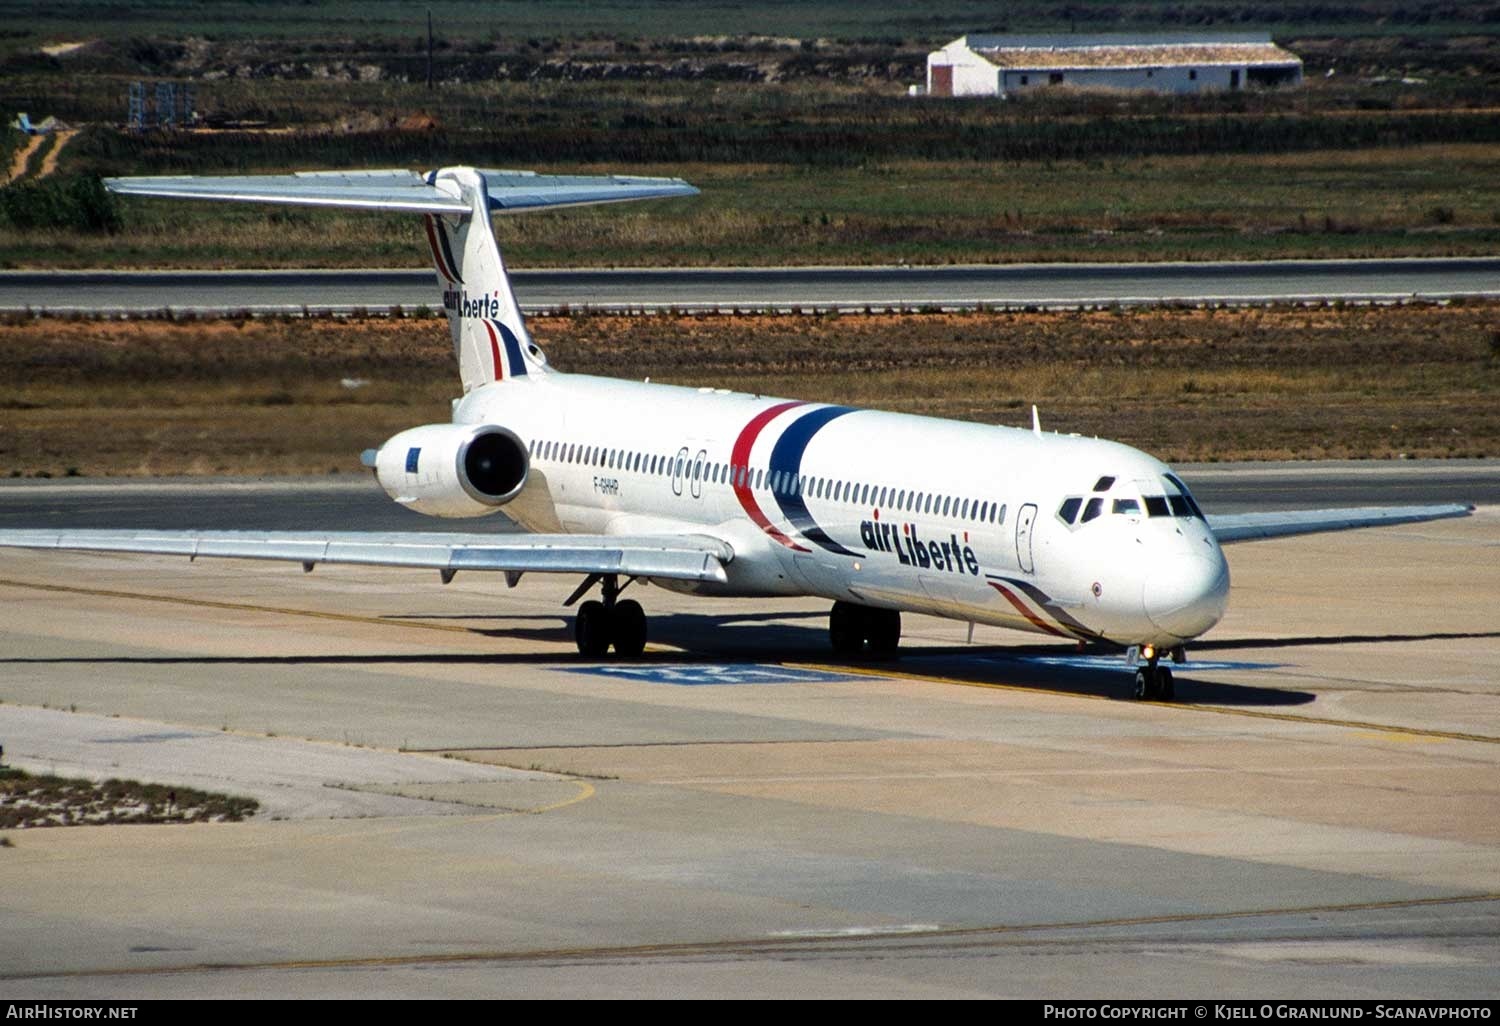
[768, 406, 862, 558]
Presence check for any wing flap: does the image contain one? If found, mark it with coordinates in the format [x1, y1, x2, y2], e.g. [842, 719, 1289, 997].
[0, 530, 732, 584]
[1207, 504, 1473, 544]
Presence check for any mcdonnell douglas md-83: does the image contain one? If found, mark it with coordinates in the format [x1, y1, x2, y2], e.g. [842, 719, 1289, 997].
[0, 167, 1473, 698]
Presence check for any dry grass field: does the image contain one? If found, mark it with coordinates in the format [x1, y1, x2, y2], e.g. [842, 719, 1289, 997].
[2, 301, 1496, 477]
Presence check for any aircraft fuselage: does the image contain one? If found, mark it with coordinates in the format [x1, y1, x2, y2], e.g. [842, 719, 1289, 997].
[452, 373, 1231, 648]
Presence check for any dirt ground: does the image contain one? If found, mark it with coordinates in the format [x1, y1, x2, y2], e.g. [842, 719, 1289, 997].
[2, 302, 1495, 477]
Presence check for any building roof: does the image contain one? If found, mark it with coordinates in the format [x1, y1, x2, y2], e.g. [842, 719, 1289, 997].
[958, 34, 1301, 71]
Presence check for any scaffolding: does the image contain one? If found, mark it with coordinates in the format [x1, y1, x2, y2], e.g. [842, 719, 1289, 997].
[155, 81, 176, 129]
[128, 81, 145, 131]
[127, 81, 197, 130]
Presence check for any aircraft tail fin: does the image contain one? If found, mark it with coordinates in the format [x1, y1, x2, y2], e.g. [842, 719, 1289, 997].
[425, 167, 540, 391]
[104, 166, 698, 392]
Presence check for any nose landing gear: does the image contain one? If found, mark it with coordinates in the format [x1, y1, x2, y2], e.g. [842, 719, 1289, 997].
[1130, 644, 1175, 701]
[571, 573, 647, 658]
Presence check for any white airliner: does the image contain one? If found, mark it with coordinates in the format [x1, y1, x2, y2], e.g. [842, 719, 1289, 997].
[0, 166, 1472, 699]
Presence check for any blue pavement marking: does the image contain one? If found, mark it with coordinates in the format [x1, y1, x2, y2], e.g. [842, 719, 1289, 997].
[564, 664, 855, 686]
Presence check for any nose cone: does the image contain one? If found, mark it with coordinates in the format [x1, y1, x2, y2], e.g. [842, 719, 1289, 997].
[1144, 551, 1230, 640]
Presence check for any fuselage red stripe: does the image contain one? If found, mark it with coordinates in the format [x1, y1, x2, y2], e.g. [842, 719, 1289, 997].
[730, 400, 808, 552]
[988, 581, 1068, 638]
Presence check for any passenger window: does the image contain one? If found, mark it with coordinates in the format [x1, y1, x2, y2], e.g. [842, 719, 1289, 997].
[1144, 496, 1170, 517]
[1058, 497, 1082, 524]
[1113, 498, 1140, 515]
[1081, 497, 1104, 523]
[998, 503, 1007, 525]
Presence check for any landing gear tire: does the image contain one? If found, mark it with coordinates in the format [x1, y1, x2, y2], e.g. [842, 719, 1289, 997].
[1133, 668, 1152, 700]
[830, 601, 864, 655]
[611, 599, 648, 657]
[1132, 664, 1174, 701]
[829, 602, 901, 658]
[575, 600, 611, 658]
[865, 608, 901, 658]
[1157, 666, 1175, 701]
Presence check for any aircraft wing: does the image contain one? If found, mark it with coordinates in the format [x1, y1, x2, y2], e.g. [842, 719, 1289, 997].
[104, 169, 698, 215]
[1206, 504, 1473, 544]
[0, 529, 731, 584]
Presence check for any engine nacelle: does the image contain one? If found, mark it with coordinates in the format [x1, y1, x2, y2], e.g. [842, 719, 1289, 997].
[373, 423, 529, 518]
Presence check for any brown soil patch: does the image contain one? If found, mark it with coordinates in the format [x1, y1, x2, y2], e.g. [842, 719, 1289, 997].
[5, 135, 44, 186]
[35, 131, 77, 179]
[1, 303, 1495, 477]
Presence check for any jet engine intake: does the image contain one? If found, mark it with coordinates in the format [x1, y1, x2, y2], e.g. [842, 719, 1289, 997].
[373, 423, 529, 518]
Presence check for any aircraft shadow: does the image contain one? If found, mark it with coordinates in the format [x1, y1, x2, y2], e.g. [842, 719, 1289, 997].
[2, 612, 1316, 707]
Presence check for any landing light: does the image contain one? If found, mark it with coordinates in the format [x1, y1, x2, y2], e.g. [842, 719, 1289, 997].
[1141, 644, 1156, 661]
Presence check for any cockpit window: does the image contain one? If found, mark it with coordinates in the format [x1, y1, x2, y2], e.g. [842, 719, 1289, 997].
[1163, 474, 1206, 519]
[1144, 496, 1171, 518]
[1092, 476, 1115, 492]
[1058, 497, 1082, 524]
[1113, 498, 1140, 515]
[1081, 497, 1104, 523]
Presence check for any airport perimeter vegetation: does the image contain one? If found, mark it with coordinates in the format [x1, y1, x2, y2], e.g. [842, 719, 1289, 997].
[3, 2, 1500, 268]
[3, 300, 1496, 479]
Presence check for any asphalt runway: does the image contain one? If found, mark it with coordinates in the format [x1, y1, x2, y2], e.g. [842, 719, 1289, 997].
[0, 469, 1496, 998]
[4, 258, 1498, 315]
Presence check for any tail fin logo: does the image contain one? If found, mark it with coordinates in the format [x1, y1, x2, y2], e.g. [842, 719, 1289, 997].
[423, 215, 463, 284]
[479, 318, 528, 380]
[443, 288, 506, 319]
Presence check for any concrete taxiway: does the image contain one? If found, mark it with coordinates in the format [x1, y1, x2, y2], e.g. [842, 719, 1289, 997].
[0, 473, 1496, 998]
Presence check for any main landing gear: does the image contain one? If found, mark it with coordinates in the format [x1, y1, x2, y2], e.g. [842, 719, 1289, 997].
[571, 574, 647, 658]
[1131, 644, 1181, 701]
[829, 600, 901, 658]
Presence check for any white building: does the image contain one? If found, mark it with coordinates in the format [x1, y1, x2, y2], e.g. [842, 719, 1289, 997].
[926, 33, 1302, 98]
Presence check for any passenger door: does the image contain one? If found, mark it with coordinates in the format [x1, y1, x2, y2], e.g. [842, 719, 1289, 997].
[1016, 503, 1037, 574]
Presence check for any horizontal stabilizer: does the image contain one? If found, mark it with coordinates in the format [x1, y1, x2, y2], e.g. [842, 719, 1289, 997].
[104, 168, 698, 215]
[0, 529, 732, 584]
[1207, 503, 1473, 544]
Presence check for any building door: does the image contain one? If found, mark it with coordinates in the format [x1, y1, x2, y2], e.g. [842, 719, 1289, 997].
[931, 64, 953, 96]
[1230, 69, 1241, 89]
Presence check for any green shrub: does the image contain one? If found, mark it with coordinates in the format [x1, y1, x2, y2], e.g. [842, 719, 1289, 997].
[0, 175, 123, 233]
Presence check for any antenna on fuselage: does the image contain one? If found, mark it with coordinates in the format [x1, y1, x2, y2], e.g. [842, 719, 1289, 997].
[1031, 405, 1042, 437]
